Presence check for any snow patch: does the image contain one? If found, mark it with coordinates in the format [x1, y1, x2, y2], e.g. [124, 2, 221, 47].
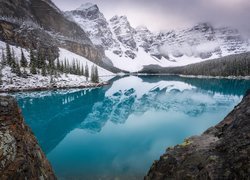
[58, 48, 114, 78]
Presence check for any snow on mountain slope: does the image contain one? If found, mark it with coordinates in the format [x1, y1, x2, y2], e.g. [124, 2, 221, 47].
[109, 15, 137, 51]
[105, 48, 160, 72]
[156, 23, 250, 59]
[0, 41, 113, 91]
[0, 41, 30, 61]
[58, 48, 113, 77]
[65, 3, 118, 49]
[66, 4, 250, 72]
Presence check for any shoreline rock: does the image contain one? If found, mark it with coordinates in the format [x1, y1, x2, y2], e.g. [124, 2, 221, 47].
[145, 90, 250, 180]
[0, 96, 56, 179]
[0, 82, 109, 93]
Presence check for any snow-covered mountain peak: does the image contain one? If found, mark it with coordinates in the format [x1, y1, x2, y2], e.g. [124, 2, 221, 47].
[191, 22, 214, 32]
[76, 3, 98, 11]
[65, 3, 119, 49]
[64, 3, 250, 72]
[110, 15, 128, 22]
[71, 3, 103, 21]
[109, 15, 137, 52]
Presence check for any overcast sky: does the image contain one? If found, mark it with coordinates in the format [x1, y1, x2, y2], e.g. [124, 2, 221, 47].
[52, 0, 250, 34]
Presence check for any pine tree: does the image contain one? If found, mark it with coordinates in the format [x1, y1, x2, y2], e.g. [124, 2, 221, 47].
[1, 48, 6, 66]
[49, 58, 55, 76]
[60, 62, 64, 73]
[64, 59, 67, 73]
[30, 49, 37, 74]
[41, 64, 46, 76]
[10, 49, 17, 74]
[91, 66, 99, 83]
[91, 65, 95, 82]
[37, 48, 44, 69]
[56, 58, 60, 71]
[6, 43, 12, 66]
[29, 49, 35, 67]
[11, 48, 16, 68]
[30, 62, 37, 74]
[85, 63, 89, 81]
[20, 49, 28, 68]
[95, 66, 99, 83]
[76, 61, 80, 75]
[0, 59, 3, 85]
[72, 59, 76, 74]
[81, 65, 85, 76]
[14, 60, 22, 77]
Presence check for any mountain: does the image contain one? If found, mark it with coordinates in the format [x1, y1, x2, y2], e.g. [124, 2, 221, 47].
[65, 3, 118, 50]
[0, 1, 249, 74]
[0, 0, 120, 73]
[66, 3, 250, 72]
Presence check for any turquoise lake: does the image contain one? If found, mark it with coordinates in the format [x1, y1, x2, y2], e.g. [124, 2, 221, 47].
[15, 75, 250, 179]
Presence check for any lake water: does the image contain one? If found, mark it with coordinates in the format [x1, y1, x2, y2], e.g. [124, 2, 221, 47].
[15, 75, 250, 179]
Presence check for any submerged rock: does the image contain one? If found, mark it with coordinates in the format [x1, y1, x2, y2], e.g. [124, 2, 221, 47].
[145, 90, 250, 179]
[0, 96, 56, 179]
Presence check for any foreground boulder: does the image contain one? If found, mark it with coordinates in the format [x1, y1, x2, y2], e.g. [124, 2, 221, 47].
[0, 96, 56, 179]
[145, 90, 250, 180]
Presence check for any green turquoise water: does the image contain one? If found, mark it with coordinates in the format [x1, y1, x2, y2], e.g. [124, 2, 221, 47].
[15, 75, 250, 179]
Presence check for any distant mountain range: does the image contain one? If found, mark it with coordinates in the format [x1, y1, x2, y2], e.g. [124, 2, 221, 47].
[65, 3, 250, 72]
[0, 1, 249, 73]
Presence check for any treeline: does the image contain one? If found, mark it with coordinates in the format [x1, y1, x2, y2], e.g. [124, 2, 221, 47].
[0, 43, 100, 85]
[141, 52, 250, 76]
[180, 52, 250, 76]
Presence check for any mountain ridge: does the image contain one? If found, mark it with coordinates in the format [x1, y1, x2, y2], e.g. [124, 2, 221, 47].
[0, 1, 249, 74]
[66, 3, 250, 72]
[0, 0, 121, 73]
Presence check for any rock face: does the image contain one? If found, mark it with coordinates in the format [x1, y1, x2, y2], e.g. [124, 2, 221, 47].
[65, 3, 118, 49]
[66, 4, 250, 72]
[66, 4, 138, 59]
[0, 96, 56, 179]
[145, 90, 250, 180]
[0, 0, 120, 73]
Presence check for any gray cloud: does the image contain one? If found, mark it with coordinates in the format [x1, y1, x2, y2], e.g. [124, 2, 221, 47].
[52, 0, 250, 36]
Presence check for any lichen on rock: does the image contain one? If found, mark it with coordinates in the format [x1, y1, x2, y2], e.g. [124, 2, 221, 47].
[145, 90, 250, 180]
[0, 96, 56, 179]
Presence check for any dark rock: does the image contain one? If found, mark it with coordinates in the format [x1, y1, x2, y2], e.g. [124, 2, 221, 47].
[145, 90, 250, 180]
[125, 50, 136, 59]
[0, 96, 56, 179]
[0, 101, 8, 107]
[0, 0, 120, 73]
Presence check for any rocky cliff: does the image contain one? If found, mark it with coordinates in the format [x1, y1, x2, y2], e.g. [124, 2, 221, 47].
[145, 90, 250, 179]
[0, 0, 121, 73]
[0, 96, 56, 179]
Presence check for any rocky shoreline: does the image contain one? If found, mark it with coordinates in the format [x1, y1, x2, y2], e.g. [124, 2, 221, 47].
[0, 96, 56, 179]
[0, 82, 108, 93]
[145, 90, 250, 179]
